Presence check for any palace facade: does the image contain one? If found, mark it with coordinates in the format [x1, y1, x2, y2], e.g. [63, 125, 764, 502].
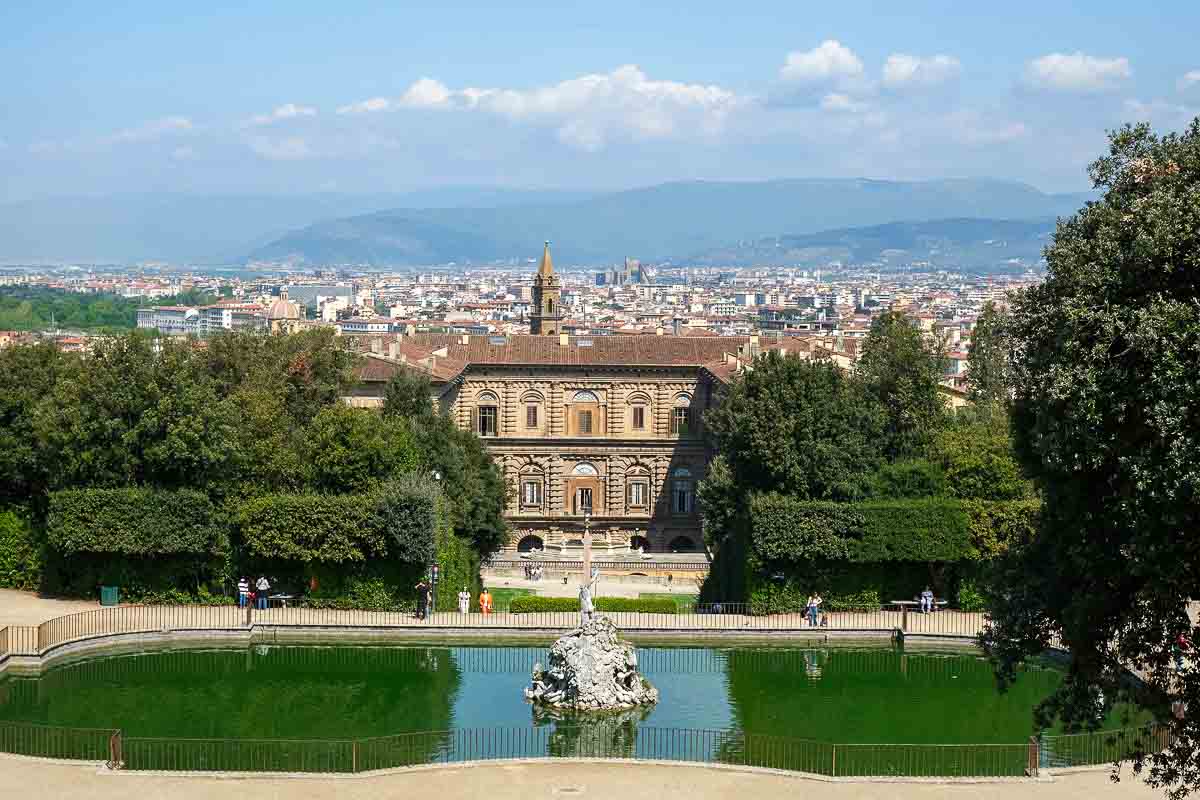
[348, 246, 757, 555]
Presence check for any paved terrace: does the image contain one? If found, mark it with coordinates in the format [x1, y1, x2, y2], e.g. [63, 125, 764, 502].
[0, 755, 1166, 800]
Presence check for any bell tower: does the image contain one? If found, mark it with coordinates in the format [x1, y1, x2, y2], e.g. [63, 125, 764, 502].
[530, 240, 562, 335]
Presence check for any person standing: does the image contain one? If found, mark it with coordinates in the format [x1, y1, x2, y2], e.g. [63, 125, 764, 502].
[806, 592, 822, 626]
[415, 579, 430, 620]
[255, 575, 270, 610]
[1174, 632, 1191, 672]
[237, 577, 249, 608]
[479, 588, 493, 615]
[457, 586, 471, 615]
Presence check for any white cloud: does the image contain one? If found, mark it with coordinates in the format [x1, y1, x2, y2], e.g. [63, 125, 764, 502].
[399, 78, 452, 109]
[247, 103, 317, 127]
[337, 96, 392, 114]
[336, 65, 744, 150]
[1179, 70, 1200, 92]
[780, 40, 864, 84]
[248, 136, 313, 160]
[1025, 52, 1131, 92]
[882, 54, 961, 88]
[820, 93, 869, 113]
[106, 116, 193, 144]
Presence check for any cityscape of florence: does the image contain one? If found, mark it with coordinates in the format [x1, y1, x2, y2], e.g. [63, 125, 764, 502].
[0, 2, 1197, 799]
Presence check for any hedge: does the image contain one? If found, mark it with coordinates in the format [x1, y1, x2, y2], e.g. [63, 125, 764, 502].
[508, 596, 679, 614]
[238, 493, 384, 563]
[236, 476, 441, 565]
[748, 496, 1038, 565]
[0, 510, 40, 590]
[47, 488, 227, 556]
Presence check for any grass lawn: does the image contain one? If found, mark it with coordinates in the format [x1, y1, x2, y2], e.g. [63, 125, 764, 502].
[638, 592, 698, 611]
[487, 587, 534, 611]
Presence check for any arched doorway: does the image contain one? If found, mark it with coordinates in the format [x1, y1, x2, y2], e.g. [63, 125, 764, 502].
[630, 535, 651, 552]
[668, 535, 697, 553]
[517, 535, 544, 552]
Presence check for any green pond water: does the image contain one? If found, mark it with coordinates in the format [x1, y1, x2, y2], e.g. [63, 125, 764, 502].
[0, 643, 1132, 773]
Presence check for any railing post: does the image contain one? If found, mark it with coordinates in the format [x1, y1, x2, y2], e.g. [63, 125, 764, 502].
[831, 743, 836, 777]
[901, 605, 908, 633]
[353, 739, 359, 773]
[1027, 735, 1038, 777]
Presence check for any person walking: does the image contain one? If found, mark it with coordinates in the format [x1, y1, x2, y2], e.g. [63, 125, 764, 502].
[457, 586, 471, 615]
[415, 579, 430, 620]
[255, 575, 270, 610]
[479, 588, 494, 615]
[237, 577, 249, 608]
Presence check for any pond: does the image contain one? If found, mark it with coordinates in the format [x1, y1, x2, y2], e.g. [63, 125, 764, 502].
[0, 643, 1136, 773]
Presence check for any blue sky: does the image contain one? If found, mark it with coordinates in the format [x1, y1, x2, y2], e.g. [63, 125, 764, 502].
[2, 0, 1199, 201]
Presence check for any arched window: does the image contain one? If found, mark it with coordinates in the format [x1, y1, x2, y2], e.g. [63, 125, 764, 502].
[573, 390, 599, 403]
[521, 391, 544, 430]
[627, 469, 650, 508]
[672, 467, 692, 478]
[572, 462, 599, 476]
[671, 394, 692, 436]
[475, 391, 499, 437]
[626, 392, 650, 432]
[520, 468, 544, 508]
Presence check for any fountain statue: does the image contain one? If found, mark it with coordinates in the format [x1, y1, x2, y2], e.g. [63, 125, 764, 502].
[525, 615, 659, 711]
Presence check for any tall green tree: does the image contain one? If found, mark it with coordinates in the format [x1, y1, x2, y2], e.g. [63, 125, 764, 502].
[856, 310, 949, 458]
[966, 301, 1012, 414]
[303, 404, 419, 494]
[704, 352, 886, 502]
[0, 342, 77, 506]
[984, 121, 1200, 798]
[382, 369, 508, 557]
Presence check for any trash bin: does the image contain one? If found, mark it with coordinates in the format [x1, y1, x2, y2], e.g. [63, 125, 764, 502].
[100, 586, 119, 606]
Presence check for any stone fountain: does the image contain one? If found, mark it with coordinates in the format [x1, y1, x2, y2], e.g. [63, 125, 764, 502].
[525, 615, 659, 711]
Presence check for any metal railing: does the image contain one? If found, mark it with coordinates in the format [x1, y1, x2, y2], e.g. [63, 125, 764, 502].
[1039, 724, 1171, 769]
[112, 726, 1044, 777]
[484, 559, 710, 572]
[4, 603, 994, 665]
[0, 720, 118, 764]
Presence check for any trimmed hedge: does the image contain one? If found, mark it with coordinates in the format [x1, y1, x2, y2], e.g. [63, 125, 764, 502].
[238, 493, 384, 563]
[749, 496, 1038, 565]
[237, 476, 441, 565]
[508, 596, 679, 614]
[47, 488, 227, 556]
[0, 510, 40, 590]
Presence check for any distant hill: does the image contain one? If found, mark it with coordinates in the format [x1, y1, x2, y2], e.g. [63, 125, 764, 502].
[249, 179, 1092, 266]
[685, 217, 1058, 269]
[0, 187, 595, 264]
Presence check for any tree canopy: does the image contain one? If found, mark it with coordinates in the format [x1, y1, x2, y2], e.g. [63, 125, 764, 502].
[856, 310, 950, 458]
[983, 120, 1200, 798]
[704, 352, 886, 502]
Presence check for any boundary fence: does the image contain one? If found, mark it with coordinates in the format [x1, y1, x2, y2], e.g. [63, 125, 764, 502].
[0, 605, 1169, 778]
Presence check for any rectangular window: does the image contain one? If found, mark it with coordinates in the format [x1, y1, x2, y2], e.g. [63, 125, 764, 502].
[670, 407, 690, 436]
[673, 481, 693, 514]
[575, 487, 593, 514]
[632, 406, 645, 430]
[522, 480, 542, 507]
[479, 406, 498, 437]
[526, 405, 538, 428]
[578, 410, 592, 434]
[628, 481, 648, 507]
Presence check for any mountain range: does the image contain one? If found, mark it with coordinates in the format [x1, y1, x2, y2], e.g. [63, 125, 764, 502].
[0, 179, 1091, 267]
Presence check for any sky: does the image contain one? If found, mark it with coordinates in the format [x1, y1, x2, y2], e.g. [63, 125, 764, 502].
[2, 0, 1199, 202]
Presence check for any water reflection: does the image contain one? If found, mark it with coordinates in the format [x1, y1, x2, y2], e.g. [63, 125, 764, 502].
[0, 643, 1068, 749]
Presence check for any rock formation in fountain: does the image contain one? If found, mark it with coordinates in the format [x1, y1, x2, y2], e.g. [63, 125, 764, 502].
[525, 615, 659, 710]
